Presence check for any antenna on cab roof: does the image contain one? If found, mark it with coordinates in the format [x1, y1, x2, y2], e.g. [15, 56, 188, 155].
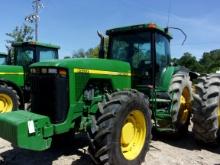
[165, 27, 187, 46]
[165, 0, 187, 45]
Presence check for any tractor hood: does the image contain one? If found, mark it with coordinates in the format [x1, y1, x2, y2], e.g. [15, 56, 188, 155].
[30, 58, 131, 74]
[30, 58, 132, 102]
[0, 65, 24, 73]
[0, 65, 24, 86]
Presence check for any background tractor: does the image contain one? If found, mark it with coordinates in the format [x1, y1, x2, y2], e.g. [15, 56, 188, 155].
[0, 23, 195, 165]
[192, 73, 220, 143]
[0, 42, 59, 113]
[0, 52, 8, 65]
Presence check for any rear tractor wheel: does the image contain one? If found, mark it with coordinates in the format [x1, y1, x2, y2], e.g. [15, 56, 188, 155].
[168, 72, 192, 134]
[88, 90, 152, 165]
[0, 84, 20, 113]
[192, 74, 220, 143]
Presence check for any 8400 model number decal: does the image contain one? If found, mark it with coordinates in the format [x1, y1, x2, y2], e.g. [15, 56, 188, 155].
[73, 68, 131, 76]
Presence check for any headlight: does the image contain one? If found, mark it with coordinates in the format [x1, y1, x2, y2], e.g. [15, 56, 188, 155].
[48, 68, 58, 74]
[41, 68, 47, 74]
[31, 67, 67, 76]
[30, 68, 41, 74]
[30, 68, 36, 73]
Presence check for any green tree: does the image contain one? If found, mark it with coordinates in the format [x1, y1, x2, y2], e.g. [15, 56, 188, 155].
[176, 52, 204, 72]
[72, 49, 87, 58]
[6, 24, 34, 50]
[87, 47, 99, 58]
[72, 38, 109, 58]
[199, 49, 220, 73]
[89, 38, 109, 58]
[171, 57, 179, 66]
[5, 24, 34, 63]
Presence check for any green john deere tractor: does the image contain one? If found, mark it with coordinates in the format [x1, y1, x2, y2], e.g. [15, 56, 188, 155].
[0, 42, 59, 113]
[0, 52, 8, 65]
[192, 74, 220, 143]
[0, 23, 195, 165]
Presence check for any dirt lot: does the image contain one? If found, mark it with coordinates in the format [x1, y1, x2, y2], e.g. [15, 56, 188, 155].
[0, 129, 220, 165]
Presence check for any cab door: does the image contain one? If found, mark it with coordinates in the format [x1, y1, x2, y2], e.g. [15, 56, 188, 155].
[154, 33, 171, 87]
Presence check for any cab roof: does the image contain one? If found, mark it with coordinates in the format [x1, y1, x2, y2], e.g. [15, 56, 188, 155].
[106, 23, 172, 39]
[12, 41, 60, 49]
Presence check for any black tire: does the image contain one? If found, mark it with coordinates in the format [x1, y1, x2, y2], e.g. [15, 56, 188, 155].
[192, 74, 220, 143]
[168, 72, 192, 134]
[0, 84, 20, 113]
[88, 90, 152, 165]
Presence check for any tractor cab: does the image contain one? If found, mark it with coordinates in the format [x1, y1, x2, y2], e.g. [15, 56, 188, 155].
[0, 52, 8, 65]
[12, 42, 59, 70]
[105, 23, 172, 92]
[0, 41, 60, 113]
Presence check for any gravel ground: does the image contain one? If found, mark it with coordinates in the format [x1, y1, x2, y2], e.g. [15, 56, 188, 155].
[0, 130, 220, 165]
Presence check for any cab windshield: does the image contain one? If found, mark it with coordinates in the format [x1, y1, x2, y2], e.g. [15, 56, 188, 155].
[15, 47, 58, 66]
[39, 48, 57, 62]
[109, 32, 151, 69]
[16, 48, 34, 66]
[0, 56, 7, 65]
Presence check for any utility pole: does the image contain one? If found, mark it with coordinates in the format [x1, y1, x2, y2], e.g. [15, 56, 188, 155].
[25, 0, 44, 41]
[34, 0, 39, 41]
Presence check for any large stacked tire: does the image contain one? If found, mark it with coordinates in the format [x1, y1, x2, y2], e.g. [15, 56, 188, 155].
[0, 84, 20, 113]
[168, 72, 192, 134]
[192, 74, 220, 143]
[88, 90, 152, 165]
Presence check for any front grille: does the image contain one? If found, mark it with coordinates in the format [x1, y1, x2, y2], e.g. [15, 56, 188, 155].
[30, 73, 69, 124]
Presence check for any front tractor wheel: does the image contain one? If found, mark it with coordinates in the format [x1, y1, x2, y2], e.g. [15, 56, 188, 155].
[121, 110, 147, 161]
[88, 90, 152, 165]
[0, 85, 19, 113]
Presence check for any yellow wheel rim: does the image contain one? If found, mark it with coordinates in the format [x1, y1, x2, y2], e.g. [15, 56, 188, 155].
[120, 110, 147, 160]
[0, 94, 13, 113]
[179, 87, 191, 124]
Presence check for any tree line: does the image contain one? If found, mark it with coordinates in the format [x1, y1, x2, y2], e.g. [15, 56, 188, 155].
[172, 51, 220, 73]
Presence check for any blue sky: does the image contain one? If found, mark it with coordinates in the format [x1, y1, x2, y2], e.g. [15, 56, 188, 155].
[0, 0, 220, 59]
